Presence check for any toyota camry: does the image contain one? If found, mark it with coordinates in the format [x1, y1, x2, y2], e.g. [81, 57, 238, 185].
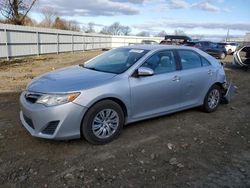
[20, 45, 234, 144]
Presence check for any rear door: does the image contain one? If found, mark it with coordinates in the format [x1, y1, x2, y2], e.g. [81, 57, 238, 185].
[177, 50, 214, 108]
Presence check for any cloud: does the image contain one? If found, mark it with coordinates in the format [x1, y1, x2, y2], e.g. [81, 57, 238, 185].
[192, 1, 219, 12]
[133, 21, 250, 31]
[110, 0, 145, 4]
[168, 0, 189, 9]
[167, 0, 226, 12]
[37, 0, 140, 17]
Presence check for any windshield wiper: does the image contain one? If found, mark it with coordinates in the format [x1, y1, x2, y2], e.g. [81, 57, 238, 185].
[79, 64, 117, 74]
[79, 64, 99, 71]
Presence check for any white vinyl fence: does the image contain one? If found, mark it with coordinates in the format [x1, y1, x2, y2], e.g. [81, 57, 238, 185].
[0, 24, 162, 60]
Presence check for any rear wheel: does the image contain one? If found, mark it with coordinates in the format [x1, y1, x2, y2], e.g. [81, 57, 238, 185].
[81, 100, 124, 144]
[202, 85, 221, 113]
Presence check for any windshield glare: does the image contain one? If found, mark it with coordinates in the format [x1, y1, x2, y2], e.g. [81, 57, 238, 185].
[84, 48, 149, 74]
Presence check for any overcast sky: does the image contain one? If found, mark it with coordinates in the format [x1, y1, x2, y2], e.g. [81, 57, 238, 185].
[31, 0, 250, 38]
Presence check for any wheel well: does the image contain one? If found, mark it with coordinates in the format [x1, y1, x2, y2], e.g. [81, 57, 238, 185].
[88, 97, 128, 118]
[214, 82, 223, 89]
[214, 82, 226, 95]
[104, 97, 128, 118]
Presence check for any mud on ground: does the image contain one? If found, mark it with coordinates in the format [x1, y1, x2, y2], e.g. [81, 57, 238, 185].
[0, 54, 249, 187]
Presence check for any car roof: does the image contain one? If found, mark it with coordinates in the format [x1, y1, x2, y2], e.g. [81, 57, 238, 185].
[164, 35, 192, 41]
[121, 44, 220, 67]
[122, 44, 194, 51]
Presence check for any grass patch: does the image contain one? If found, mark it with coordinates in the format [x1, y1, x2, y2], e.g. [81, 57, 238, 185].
[0, 56, 53, 68]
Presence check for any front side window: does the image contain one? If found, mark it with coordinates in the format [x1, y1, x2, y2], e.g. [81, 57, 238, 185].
[142, 51, 176, 74]
[178, 50, 202, 70]
[84, 48, 149, 74]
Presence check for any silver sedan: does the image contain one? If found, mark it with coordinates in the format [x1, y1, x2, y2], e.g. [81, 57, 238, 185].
[20, 45, 234, 144]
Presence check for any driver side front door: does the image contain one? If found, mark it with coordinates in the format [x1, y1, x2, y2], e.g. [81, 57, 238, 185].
[129, 50, 181, 121]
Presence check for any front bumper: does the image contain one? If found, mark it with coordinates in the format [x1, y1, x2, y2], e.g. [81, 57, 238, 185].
[19, 92, 87, 140]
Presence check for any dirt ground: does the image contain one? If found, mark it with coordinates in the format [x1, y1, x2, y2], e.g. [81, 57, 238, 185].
[0, 51, 103, 92]
[0, 52, 250, 188]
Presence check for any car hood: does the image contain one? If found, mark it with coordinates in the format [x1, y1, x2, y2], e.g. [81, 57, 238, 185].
[27, 65, 117, 93]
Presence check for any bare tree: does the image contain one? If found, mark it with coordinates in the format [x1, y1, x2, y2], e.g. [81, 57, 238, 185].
[40, 6, 57, 27]
[174, 29, 186, 35]
[192, 34, 204, 40]
[100, 22, 131, 35]
[155, 30, 167, 37]
[84, 22, 95, 33]
[136, 31, 150, 37]
[100, 26, 109, 35]
[53, 17, 67, 30]
[0, 0, 37, 25]
[53, 17, 80, 31]
[66, 20, 80, 31]
[121, 26, 131, 36]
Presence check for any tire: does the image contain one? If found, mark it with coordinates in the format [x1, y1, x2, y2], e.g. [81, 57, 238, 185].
[81, 100, 124, 144]
[219, 52, 226, 59]
[202, 85, 221, 113]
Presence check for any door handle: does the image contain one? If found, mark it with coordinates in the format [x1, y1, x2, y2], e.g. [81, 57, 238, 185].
[172, 75, 180, 82]
[208, 70, 213, 75]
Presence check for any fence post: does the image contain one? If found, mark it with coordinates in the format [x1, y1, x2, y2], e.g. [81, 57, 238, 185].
[57, 33, 59, 54]
[36, 31, 39, 56]
[72, 34, 74, 53]
[83, 35, 85, 52]
[4, 29, 9, 61]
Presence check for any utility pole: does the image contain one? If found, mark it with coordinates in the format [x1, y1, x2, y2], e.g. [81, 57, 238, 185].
[226, 29, 230, 42]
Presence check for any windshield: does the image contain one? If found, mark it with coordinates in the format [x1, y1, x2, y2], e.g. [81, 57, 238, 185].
[83, 48, 149, 74]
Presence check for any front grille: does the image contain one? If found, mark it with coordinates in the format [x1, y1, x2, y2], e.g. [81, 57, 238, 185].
[25, 92, 42, 103]
[23, 114, 34, 129]
[41, 121, 60, 135]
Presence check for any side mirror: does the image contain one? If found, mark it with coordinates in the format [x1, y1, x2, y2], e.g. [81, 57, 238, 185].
[137, 67, 154, 76]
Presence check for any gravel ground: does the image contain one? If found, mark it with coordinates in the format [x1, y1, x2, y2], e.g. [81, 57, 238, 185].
[0, 53, 250, 188]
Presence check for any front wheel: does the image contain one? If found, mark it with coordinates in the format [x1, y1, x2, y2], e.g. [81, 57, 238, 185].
[81, 100, 124, 144]
[202, 85, 221, 113]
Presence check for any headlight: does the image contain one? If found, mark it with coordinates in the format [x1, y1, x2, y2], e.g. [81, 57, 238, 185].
[36, 92, 80, 106]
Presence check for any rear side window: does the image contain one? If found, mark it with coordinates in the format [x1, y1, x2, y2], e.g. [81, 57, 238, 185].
[178, 50, 202, 70]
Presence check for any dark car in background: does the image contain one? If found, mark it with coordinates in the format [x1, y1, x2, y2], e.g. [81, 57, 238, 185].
[160, 35, 192, 45]
[184, 41, 197, 47]
[192, 41, 227, 59]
